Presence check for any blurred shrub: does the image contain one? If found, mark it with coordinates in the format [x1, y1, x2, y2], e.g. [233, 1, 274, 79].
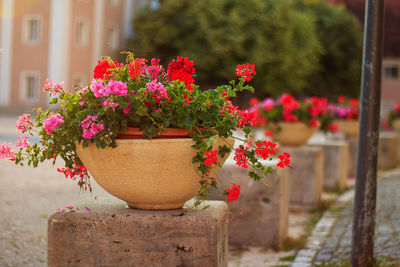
[296, 0, 363, 99]
[127, 0, 322, 99]
[127, 0, 362, 100]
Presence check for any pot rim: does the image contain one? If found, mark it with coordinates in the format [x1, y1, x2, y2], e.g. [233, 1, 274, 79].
[116, 127, 191, 139]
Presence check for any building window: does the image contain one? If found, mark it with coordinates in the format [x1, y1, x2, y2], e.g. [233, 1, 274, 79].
[75, 19, 89, 46]
[22, 16, 42, 44]
[106, 26, 119, 50]
[383, 65, 399, 80]
[20, 72, 39, 101]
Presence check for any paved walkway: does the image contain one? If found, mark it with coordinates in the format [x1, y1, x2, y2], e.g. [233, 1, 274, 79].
[293, 170, 400, 266]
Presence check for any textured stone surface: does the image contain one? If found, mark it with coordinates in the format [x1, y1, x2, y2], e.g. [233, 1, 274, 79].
[348, 133, 398, 176]
[309, 141, 349, 191]
[215, 159, 289, 249]
[283, 146, 324, 208]
[378, 132, 398, 170]
[312, 173, 400, 265]
[48, 198, 228, 267]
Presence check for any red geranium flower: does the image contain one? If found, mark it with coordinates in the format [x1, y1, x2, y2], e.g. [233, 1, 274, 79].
[255, 140, 277, 160]
[349, 98, 359, 107]
[128, 58, 147, 81]
[264, 129, 274, 137]
[309, 119, 319, 128]
[249, 97, 259, 107]
[234, 147, 249, 168]
[328, 123, 339, 132]
[166, 56, 195, 91]
[226, 183, 241, 202]
[204, 150, 218, 166]
[277, 152, 293, 168]
[235, 63, 256, 82]
[93, 60, 120, 80]
[238, 109, 256, 127]
[338, 95, 346, 103]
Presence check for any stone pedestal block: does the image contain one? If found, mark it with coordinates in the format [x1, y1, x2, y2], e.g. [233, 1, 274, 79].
[347, 132, 398, 175]
[397, 133, 400, 162]
[282, 146, 324, 209]
[48, 198, 228, 267]
[215, 159, 289, 249]
[378, 132, 398, 170]
[309, 141, 349, 191]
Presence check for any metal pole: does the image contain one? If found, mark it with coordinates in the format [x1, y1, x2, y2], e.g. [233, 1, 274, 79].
[351, 0, 385, 266]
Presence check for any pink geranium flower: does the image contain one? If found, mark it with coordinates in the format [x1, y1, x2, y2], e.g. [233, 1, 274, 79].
[81, 115, 104, 139]
[43, 78, 64, 96]
[44, 114, 64, 135]
[16, 113, 32, 134]
[16, 136, 30, 149]
[146, 80, 168, 99]
[90, 79, 108, 97]
[0, 142, 15, 160]
[106, 80, 127, 96]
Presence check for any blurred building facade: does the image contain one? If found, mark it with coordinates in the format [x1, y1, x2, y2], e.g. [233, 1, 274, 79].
[329, 0, 400, 110]
[0, 0, 144, 113]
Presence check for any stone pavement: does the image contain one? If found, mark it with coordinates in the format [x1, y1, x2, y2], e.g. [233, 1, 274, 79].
[293, 170, 400, 266]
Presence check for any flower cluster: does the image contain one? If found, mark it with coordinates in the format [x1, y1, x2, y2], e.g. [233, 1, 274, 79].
[90, 79, 127, 97]
[0, 143, 15, 160]
[328, 96, 360, 120]
[43, 79, 64, 96]
[249, 94, 338, 133]
[16, 113, 32, 134]
[235, 63, 256, 82]
[4, 52, 292, 214]
[44, 114, 64, 135]
[166, 56, 195, 91]
[81, 115, 104, 139]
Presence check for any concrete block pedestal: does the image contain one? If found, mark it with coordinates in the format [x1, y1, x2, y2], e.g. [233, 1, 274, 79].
[216, 159, 289, 249]
[309, 141, 349, 191]
[378, 132, 398, 170]
[347, 132, 398, 175]
[48, 198, 228, 267]
[282, 145, 324, 209]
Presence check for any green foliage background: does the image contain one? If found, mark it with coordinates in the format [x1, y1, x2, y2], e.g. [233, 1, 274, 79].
[297, 0, 363, 98]
[126, 0, 362, 100]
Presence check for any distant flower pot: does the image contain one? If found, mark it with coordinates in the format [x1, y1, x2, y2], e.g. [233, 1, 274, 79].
[335, 119, 359, 138]
[392, 119, 400, 132]
[76, 128, 234, 210]
[270, 122, 318, 146]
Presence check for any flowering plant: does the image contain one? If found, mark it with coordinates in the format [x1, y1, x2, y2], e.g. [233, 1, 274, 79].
[249, 94, 338, 133]
[327, 96, 360, 120]
[1, 53, 292, 213]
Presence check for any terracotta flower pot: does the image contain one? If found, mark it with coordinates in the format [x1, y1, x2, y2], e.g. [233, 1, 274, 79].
[335, 119, 359, 138]
[75, 128, 234, 210]
[392, 119, 400, 132]
[271, 122, 318, 147]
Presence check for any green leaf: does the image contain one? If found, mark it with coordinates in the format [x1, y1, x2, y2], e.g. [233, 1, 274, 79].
[205, 135, 218, 149]
[49, 98, 58, 104]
